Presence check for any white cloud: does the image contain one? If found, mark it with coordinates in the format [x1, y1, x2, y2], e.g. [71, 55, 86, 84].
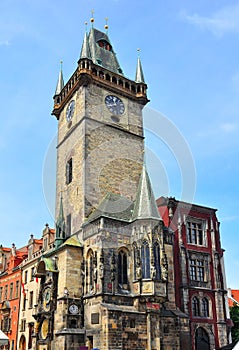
[181, 4, 239, 36]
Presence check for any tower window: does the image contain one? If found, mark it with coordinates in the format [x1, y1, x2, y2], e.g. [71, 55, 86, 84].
[97, 40, 112, 51]
[141, 241, 150, 279]
[66, 158, 73, 184]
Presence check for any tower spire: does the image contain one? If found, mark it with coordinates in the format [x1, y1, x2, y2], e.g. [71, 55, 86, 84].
[55, 194, 66, 247]
[79, 24, 91, 60]
[132, 165, 161, 221]
[54, 60, 64, 96]
[135, 49, 145, 83]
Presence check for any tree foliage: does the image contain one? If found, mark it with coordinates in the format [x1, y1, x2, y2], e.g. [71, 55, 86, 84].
[230, 304, 239, 342]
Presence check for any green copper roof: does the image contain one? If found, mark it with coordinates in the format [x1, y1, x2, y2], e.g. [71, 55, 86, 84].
[62, 236, 82, 247]
[55, 65, 64, 95]
[80, 28, 124, 75]
[132, 165, 161, 221]
[135, 57, 145, 83]
[80, 31, 91, 59]
[42, 258, 58, 272]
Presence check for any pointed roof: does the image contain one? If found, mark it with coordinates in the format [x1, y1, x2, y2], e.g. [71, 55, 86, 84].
[85, 27, 124, 75]
[56, 195, 65, 240]
[135, 57, 145, 83]
[80, 31, 91, 59]
[54, 64, 64, 96]
[132, 165, 161, 221]
[85, 192, 134, 224]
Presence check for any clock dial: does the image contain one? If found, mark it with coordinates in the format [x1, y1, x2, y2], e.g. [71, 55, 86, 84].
[66, 100, 75, 122]
[43, 287, 51, 311]
[69, 304, 79, 314]
[105, 95, 125, 115]
[40, 319, 49, 340]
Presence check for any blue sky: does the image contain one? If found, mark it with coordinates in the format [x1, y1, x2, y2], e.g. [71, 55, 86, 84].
[0, 0, 239, 288]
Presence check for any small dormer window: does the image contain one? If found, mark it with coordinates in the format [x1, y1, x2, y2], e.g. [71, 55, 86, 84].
[97, 40, 112, 51]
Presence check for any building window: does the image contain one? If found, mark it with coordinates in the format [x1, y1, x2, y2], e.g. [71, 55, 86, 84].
[141, 241, 150, 279]
[67, 214, 71, 236]
[20, 319, 26, 332]
[29, 291, 33, 309]
[202, 297, 209, 317]
[0, 287, 2, 302]
[153, 243, 161, 280]
[15, 281, 19, 297]
[192, 296, 200, 317]
[118, 250, 128, 286]
[4, 285, 8, 300]
[187, 221, 204, 245]
[24, 270, 28, 284]
[30, 267, 35, 281]
[23, 296, 27, 311]
[9, 283, 13, 300]
[189, 259, 205, 282]
[66, 158, 73, 184]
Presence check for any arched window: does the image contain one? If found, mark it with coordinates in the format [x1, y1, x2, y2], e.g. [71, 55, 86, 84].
[202, 297, 209, 317]
[118, 250, 127, 286]
[153, 243, 161, 280]
[192, 296, 200, 317]
[86, 250, 94, 293]
[141, 241, 150, 279]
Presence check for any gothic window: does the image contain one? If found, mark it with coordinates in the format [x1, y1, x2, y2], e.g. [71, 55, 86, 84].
[66, 158, 73, 184]
[86, 250, 94, 293]
[153, 243, 161, 280]
[133, 245, 137, 280]
[118, 250, 128, 286]
[202, 297, 209, 317]
[187, 221, 204, 245]
[189, 259, 205, 282]
[141, 241, 150, 279]
[192, 296, 200, 317]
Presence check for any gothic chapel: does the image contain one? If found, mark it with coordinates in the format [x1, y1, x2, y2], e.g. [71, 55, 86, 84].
[31, 20, 229, 350]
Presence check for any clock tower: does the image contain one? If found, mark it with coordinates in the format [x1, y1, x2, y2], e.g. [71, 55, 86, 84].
[52, 26, 148, 237]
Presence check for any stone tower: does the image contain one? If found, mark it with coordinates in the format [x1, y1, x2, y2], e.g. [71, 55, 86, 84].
[52, 26, 148, 237]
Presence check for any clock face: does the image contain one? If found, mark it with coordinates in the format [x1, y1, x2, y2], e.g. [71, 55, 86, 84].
[40, 319, 49, 340]
[105, 95, 125, 115]
[69, 304, 79, 314]
[43, 287, 51, 311]
[66, 100, 75, 122]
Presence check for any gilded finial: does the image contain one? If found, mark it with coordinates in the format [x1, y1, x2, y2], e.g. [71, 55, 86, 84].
[104, 17, 109, 32]
[90, 9, 95, 27]
[137, 48, 141, 57]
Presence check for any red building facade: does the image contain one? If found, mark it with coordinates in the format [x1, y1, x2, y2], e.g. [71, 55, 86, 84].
[157, 196, 232, 349]
[0, 244, 27, 350]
